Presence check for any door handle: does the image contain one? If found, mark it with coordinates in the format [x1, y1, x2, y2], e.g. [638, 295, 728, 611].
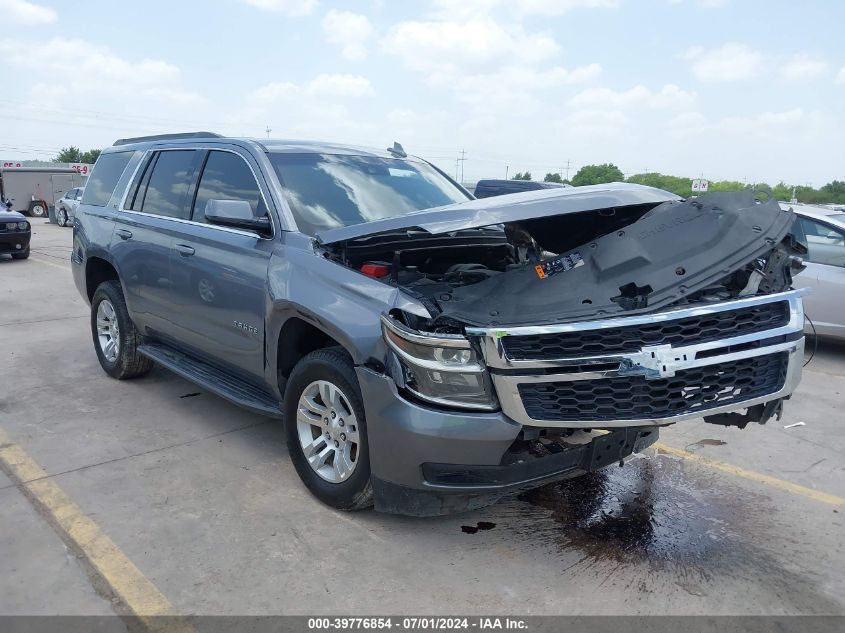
[115, 228, 132, 240]
[175, 243, 195, 257]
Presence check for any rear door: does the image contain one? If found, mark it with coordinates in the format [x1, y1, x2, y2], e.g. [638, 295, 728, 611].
[112, 149, 202, 338]
[167, 148, 275, 380]
[793, 216, 845, 338]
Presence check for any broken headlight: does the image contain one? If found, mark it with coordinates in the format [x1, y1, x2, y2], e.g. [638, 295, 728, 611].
[380, 315, 498, 411]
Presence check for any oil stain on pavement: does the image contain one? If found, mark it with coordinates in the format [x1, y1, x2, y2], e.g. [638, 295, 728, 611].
[487, 453, 843, 611]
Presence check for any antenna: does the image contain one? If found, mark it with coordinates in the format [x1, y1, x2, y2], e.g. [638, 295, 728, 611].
[386, 142, 406, 158]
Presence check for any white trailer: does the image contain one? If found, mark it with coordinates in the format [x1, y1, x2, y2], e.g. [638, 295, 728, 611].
[0, 165, 89, 218]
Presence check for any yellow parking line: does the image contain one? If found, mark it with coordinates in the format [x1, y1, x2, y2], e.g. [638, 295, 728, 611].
[29, 255, 71, 271]
[655, 442, 845, 507]
[0, 429, 195, 633]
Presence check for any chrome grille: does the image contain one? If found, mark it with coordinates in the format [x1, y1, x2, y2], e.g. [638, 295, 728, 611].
[501, 301, 790, 360]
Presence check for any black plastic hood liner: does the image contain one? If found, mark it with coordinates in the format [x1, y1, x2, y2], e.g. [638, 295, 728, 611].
[440, 189, 796, 328]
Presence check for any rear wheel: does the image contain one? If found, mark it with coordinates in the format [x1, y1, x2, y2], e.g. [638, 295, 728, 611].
[57, 207, 68, 227]
[28, 201, 47, 218]
[91, 280, 153, 379]
[284, 347, 373, 511]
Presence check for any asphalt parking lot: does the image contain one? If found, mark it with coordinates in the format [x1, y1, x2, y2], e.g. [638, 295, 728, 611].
[1, 221, 844, 619]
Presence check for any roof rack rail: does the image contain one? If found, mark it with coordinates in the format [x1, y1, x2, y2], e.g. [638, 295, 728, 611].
[112, 132, 223, 146]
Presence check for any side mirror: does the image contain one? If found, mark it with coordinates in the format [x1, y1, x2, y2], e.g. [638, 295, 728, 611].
[204, 199, 271, 234]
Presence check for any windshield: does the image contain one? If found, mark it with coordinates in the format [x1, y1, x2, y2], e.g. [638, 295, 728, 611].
[269, 153, 470, 235]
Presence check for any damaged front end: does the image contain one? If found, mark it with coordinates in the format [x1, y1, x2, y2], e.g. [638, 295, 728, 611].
[321, 184, 808, 431]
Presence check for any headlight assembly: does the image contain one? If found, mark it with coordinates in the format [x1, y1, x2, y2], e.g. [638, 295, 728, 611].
[17, 221, 29, 231]
[5, 223, 16, 231]
[381, 315, 498, 411]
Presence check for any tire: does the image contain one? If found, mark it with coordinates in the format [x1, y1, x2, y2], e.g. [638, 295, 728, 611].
[90, 280, 154, 379]
[11, 248, 30, 260]
[57, 208, 67, 227]
[284, 347, 374, 511]
[28, 201, 47, 218]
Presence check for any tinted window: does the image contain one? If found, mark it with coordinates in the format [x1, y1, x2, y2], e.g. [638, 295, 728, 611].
[192, 151, 265, 223]
[798, 217, 845, 267]
[82, 152, 132, 206]
[269, 153, 468, 236]
[137, 151, 197, 219]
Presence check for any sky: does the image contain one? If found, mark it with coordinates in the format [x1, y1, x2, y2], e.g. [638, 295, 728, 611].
[0, 0, 843, 186]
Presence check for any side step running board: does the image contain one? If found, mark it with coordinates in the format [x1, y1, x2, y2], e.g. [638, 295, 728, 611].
[138, 342, 283, 419]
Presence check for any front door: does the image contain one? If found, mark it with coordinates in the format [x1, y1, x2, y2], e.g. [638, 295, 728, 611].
[167, 149, 274, 380]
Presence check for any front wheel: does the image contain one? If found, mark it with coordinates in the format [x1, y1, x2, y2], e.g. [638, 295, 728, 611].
[90, 280, 154, 379]
[284, 348, 373, 511]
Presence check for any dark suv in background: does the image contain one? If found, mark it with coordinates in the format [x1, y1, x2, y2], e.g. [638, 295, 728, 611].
[72, 132, 807, 515]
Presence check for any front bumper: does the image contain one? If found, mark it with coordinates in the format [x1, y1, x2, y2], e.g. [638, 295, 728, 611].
[358, 366, 658, 516]
[0, 230, 31, 254]
[362, 290, 805, 515]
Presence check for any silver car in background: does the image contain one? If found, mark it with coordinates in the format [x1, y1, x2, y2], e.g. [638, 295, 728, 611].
[55, 186, 85, 227]
[786, 203, 845, 339]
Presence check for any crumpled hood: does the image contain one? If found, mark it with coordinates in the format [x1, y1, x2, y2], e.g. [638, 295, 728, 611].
[439, 188, 797, 327]
[316, 182, 679, 244]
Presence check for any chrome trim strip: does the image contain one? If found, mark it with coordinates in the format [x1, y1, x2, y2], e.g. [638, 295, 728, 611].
[118, 146, 277, 240]
[380, 313, 471, 348]
[465, 288, 807, 338]
[472, 289, 806, 370]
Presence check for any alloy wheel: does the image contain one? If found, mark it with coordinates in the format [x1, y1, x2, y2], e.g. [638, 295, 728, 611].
[296, 380, 360, 483]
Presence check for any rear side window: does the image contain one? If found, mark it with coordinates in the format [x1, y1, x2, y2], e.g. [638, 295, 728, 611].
[192, 151, 266, 224]
[82, 152, 132, 206]
[133, 150, 198, 219]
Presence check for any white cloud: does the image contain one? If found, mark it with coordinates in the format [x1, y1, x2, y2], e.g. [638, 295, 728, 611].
[684, 43, 765, 82]
[250, 74, 373, 103]
[384, 16, 559, 75]
[0, 0, 56, 25]
[669, 107, 812, 140]
[322, 10, 373, 61]
[0, 37, 203, 106]
[669, 0, 729, 7]
[239, 0, 317, 16]
[566, 109, 631, 137]
[781, 53, 828, 81]
[515, 0, 620, 15]
[837, 65, 845, 84]
[569, 84, 696, 110]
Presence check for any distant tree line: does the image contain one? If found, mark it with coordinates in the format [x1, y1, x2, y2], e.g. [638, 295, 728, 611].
[54, 146, 102, 164]
[505, 163, 845, 205]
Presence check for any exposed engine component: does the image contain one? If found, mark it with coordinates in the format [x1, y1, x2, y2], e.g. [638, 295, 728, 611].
[323, 187, 805, 334]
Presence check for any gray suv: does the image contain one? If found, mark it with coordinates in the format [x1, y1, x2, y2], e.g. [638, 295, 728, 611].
[72, 132, 808, 515]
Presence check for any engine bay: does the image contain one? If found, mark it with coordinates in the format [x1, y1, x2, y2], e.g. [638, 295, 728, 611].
[321, 188, 807, 333]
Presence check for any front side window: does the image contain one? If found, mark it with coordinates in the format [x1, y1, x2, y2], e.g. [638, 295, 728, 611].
[82, 152, 133, 206]
[269, 153, 469, 236]
[799, 217, 845, 267]
[192, 151, 265, 224]
[135, 150, 198, 219]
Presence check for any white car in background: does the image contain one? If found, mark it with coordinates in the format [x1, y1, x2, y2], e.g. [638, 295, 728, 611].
[785, 203, 845, 340]
[55, 187, 85, 227]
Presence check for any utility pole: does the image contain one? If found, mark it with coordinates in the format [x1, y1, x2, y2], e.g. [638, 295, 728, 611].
[265, 126, 272, 139]
[457, 149, 467, 185]
[505, 165, 509, 179]
[563, 159, 571, 181]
